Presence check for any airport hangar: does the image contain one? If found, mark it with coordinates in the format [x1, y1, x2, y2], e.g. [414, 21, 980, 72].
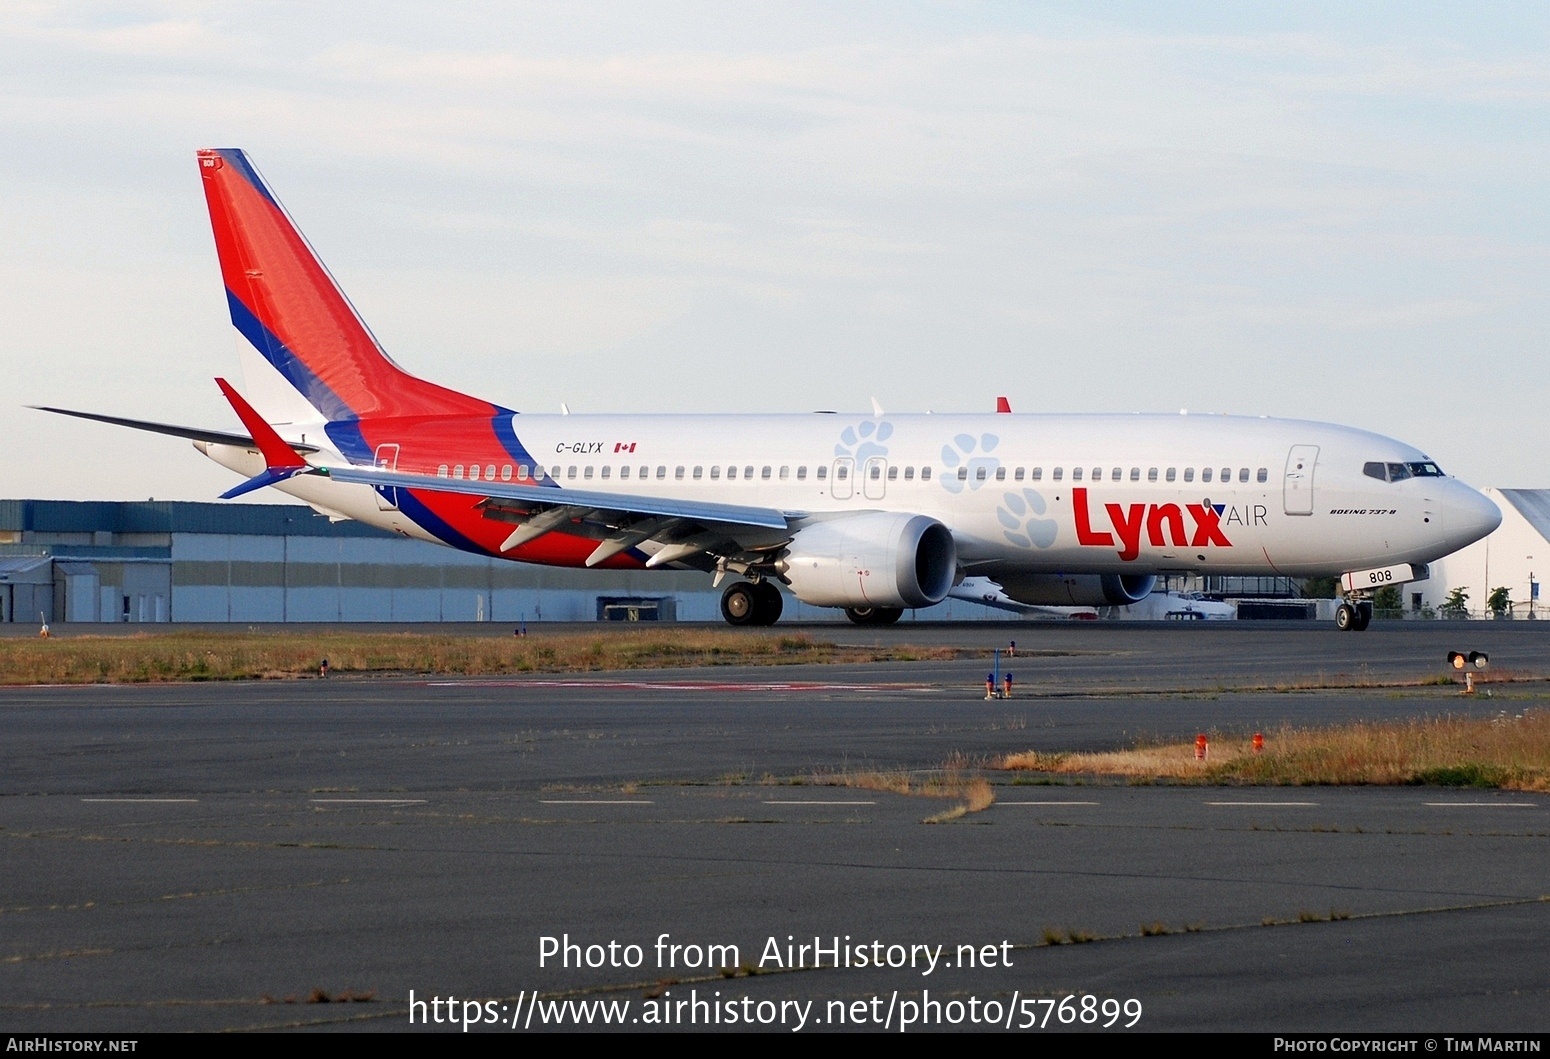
[0, 498, 1034, 626]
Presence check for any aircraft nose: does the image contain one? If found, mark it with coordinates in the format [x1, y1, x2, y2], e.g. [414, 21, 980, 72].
[1445, 483, 1500, 551]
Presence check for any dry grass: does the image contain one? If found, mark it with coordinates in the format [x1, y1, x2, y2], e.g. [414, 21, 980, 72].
[0, 629, 964, 685]
[996, 712, 1550, 791]
[810, 768, 997, 823]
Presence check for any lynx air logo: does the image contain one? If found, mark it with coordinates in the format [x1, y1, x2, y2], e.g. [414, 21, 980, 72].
[1073, 488, 1263, 561]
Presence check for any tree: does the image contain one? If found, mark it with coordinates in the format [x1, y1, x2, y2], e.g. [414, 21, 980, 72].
[1441, 587, 1470, 619]
[1373, 585, 1402, 618]
[1487, 586, 1512, 619]
[1300, 576, 1339, 599]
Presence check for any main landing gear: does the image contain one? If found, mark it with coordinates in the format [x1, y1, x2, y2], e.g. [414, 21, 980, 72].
[720, 580, 783, 626]
[1334, 599, 1373, 632]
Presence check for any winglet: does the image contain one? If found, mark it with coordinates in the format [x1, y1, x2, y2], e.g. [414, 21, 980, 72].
[215, 378, 311, 498]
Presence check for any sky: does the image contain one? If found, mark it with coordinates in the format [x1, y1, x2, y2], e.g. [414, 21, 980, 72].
[3, 1, 1548, 501]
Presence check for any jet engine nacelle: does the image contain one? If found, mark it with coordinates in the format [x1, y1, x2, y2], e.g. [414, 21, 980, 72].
[994, 572, 1158, 607]
[777, 512, 957, 609]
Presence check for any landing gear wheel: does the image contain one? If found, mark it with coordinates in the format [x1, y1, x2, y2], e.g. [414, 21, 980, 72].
[1334, 603, 1356, 631]
[844, 606, 904, 626]
[1353, 601, 1373, 631]
[751, 580, 783, 625]
[721, 582, 758, 626]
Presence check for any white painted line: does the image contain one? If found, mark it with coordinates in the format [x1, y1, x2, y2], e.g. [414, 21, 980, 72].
[81, 798, 198, 803]
[763, 800, 877, 805]
[539, 800, 654, 805]
[998, 800, 1101, 806]
[1205, 801, 1319, 807]
[310, 798, 427, 805]
[1425, 802, 1537, 808]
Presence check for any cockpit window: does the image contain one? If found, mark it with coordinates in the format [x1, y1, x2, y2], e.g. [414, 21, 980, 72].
[1364, 460, 1446, 483]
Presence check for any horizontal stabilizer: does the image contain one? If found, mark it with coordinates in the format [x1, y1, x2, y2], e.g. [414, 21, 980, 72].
[30, 405, 319, 452]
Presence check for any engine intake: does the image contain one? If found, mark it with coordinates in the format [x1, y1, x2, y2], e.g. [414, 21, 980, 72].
[776, 513, 956, 610]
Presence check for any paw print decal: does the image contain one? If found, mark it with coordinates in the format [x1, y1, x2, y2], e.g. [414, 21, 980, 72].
[835, 419, 893, 462]
[940, 432, 1000, 494]
[997, 489, 1058, 549]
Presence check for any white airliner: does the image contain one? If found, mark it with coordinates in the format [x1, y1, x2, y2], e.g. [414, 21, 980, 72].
[38, 149, 1502, 630]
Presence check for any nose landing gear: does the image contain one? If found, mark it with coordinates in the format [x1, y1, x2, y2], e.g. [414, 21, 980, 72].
[1335, 598, 1373, 631]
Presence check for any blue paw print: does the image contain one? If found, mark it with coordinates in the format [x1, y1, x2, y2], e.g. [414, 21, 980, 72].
[940, 432, 1000, 494]
[835, 419, 892, 463]
[997, 489, 1058, 549]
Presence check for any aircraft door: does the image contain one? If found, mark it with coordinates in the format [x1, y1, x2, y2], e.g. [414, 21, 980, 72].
[863, 457, 887, 500]
[831, 458, 854, 500]
[374, 443, 401, 511]
[1283, 445, 1318, 516]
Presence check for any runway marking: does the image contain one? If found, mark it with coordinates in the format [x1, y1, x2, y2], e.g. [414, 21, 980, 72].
[426, 679, 929, 693]
[1205, 801, 1319, 807]
[763, 800, 876, 805]
[539, 800, 654, 805]
[310, 799, 426, 805]
[80, 798, 198, 803]
[1425, 802, 1537, 808]
[998, 800, 1100, 806]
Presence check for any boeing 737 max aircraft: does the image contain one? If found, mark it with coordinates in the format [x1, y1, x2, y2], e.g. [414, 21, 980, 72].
[38, 149, 1503, 630]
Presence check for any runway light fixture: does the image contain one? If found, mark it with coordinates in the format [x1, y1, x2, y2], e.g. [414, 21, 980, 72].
[1468, 651, 1489, 669]
[1449, 652, 1466, 670]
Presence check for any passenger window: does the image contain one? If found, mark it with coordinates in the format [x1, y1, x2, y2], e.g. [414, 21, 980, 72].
[975, 467, 987, 481]
[656, 466, 666, 479]
[693, 466, 702, 480]
[796, 466, 807, 480]
[780, 466, 789, 480]
[1147, 467, 1158, 482]
[675, 466, 685, 480]
[817, 466, 828, 480]
[486, 465, 496, 480]
[1014, 468, 1025, 481]
[710, 466, 720, 480]
[638, 466, 647, 479]
[600, 466, 610, 480]
[1238, 467, 1249, 483]
[744, 465, 755, 479]
[501, 465, 512, 481]
[551, 466, 561, 480]
[583, 466, 594, 479]
[903, 466, 914, 481]
[1201, 468, 1212, 483]
[1073, 467, 1084, 481]
[887, 466, 898, 480]
[437, 465, 449, 477]
[1257, 467, 1268, 483]
[1112, 467, 1122, 481]
[727, 466, 737, 480]
[1166, 467, 1176, 482]
[518, 464, 530, 480]
[453, 465, 464, 479]
[921, 467, 931, 481]
[1052, 467, 1062, 481]
[1130, 467, 1140, 482]
[1220, 468, 1230, 482]
[468, 465, 480, 481]
[762, 466, 772, 480]
[995, 467, 1006, 481]
[618, 466, 628, 480]
[1032, 467, 1043, 481]
[957, 467, 969, 481]
[1184, 468, 1195, 483]
[567, 466, 577, 479]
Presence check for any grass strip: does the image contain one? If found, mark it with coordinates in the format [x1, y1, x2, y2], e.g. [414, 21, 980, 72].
[996, 712, 1550, 791]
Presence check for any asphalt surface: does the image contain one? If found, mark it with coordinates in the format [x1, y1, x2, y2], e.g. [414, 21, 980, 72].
[1, 622, 1546, 1033]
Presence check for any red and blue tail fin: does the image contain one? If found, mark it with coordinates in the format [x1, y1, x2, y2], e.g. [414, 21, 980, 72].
[198, 148, 500, 422]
